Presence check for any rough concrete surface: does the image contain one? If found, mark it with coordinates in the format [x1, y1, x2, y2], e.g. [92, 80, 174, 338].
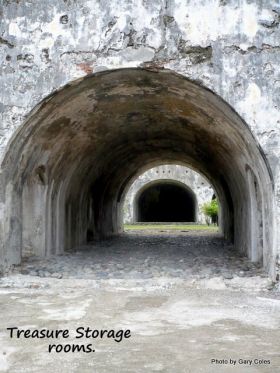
[0, 231, 280, 372]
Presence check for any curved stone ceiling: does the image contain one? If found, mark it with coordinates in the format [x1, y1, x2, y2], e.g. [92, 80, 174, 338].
[0, 68, 275, 275]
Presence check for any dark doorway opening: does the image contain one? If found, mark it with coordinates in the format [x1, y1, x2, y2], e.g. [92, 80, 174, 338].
[137, 182, 196, 222]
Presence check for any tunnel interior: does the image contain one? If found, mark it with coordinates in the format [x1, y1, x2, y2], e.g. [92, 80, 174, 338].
[0, 68, 274, 276]
[137, 181, 196, 222]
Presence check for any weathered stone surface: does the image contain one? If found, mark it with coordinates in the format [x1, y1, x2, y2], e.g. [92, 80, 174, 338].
[1, 270, 280, 372]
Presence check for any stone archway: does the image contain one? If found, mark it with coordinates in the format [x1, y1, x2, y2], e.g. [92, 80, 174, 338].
[122, 164, 214, 224]
[0, 68, 275, 276]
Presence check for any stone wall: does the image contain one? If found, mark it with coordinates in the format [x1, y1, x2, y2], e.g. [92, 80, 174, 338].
[1, 1, 279, 166]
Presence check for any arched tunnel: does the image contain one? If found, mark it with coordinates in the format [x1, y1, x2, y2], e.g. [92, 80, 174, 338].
[0, 68, 275, 275]
[136, 181, 197, 222]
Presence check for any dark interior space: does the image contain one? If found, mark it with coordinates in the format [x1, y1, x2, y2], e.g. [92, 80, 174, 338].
[137, 182, 196, 222]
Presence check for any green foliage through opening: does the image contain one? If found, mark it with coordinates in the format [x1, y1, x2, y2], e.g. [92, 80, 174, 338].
[201, 199, 219, 225]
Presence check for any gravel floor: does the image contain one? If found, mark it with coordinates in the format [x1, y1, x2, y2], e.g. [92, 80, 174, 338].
[18, 230, 266, 282]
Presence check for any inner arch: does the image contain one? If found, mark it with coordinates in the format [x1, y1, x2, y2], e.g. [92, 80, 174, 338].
[137, 181, 197, 222]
